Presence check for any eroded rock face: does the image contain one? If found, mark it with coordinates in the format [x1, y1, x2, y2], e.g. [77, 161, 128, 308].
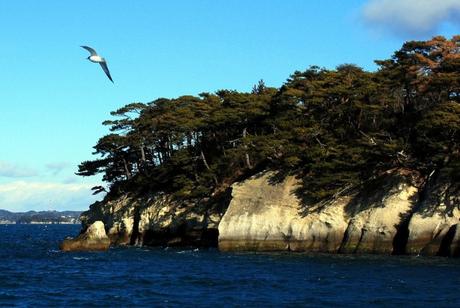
[339, 171, 420, 254]
[218, 170, 421, 254]
[80, 193, 227, 248]
[218, 172, 350, 252]
[78, 168, 460, 257]
[406, 175, 460, 256]
[60, 221, 110, 252]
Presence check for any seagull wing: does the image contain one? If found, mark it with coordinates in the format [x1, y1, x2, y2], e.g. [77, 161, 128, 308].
[81, 45, 98, 56]
[99, 61, 114, 83]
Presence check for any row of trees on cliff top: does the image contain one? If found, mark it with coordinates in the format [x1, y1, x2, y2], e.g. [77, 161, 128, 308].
[78, 36, 460, 204]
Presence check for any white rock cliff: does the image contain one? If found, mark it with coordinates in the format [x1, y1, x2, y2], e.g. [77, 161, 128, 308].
[76, 169, 460, 256]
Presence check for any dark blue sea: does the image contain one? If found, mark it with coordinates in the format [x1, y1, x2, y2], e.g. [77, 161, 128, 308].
[1, 224, 460, 306]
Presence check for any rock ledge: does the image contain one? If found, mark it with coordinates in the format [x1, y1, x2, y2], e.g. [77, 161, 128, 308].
[60, 221, 110, 252]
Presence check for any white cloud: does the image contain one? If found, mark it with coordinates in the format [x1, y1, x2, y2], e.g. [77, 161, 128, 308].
[0, 161, 38, 178]
[45, 161, 71, 175]
[362, 0, 460, 37]
[0, 181, 102, 212]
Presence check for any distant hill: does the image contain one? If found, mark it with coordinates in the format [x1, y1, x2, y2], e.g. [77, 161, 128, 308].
[0, 210, 82, 224]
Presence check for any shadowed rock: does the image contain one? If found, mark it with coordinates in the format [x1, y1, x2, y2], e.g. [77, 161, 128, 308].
[406, 172, 460, 256]
[76, 168, 460, 257]
[60, 221, 110, 252]
[218, 170, 421, 254]
[339, 170, 420, 254]
[80, 192, 227, 248]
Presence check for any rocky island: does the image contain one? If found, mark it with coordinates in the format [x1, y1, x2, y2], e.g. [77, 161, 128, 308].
[67, 36, 460, 256]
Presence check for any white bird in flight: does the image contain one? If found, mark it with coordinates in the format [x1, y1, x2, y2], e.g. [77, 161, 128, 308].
[81, 46, 114, 83]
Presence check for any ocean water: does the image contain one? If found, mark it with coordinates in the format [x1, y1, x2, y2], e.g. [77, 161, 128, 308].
[1, 225, 460, 306]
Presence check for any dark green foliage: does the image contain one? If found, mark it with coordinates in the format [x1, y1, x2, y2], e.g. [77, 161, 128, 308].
[78, 36, 460, 206]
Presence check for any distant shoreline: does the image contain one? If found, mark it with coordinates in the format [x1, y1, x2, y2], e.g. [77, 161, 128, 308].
[0, 209, 81, 225]
[0, 221, 80, 225]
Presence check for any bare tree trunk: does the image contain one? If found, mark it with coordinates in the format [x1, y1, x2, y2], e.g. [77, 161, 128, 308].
[167, 135, 174, 154]
[200, 149, 218, 185]
[243, 127, 253, 169]
[123, 157, 132, 179]
[140, 145, 146, 162]
[200, 149, 211, 170]
[157, 150, 163, 165]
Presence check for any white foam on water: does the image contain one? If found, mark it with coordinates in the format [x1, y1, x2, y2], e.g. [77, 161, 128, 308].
[72, 256, 89, 261]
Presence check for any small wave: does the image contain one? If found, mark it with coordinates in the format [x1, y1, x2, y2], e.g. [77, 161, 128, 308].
[176, 248, 200, 254]
[73, 256, 90, 261]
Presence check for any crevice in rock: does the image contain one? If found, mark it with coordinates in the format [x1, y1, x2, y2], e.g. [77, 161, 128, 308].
[281, 227, 293, 252]
[200, 228, 219, 247]
[392, 215, 410, 255]
[392, 171, 437, 255]
[129, 205, 141, 245]
[211, 187, 233, 218]
[354, 228, 366, 253]
[437, 224, 457, 257]
[391, 217, 413, 255]
[338, 223, 352, 253]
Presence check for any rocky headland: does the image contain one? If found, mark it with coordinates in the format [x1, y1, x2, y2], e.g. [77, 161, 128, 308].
[65, 36, 460, 256]
[73, 168, 460, 257]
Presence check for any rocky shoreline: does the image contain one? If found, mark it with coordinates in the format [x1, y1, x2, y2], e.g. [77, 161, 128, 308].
[63, 168, 460, 257]
[219, 169, 459, 257]
[60, 221, 110, 252]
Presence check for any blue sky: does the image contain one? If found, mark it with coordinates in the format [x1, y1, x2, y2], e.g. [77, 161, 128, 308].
[0, 0, 458, 211]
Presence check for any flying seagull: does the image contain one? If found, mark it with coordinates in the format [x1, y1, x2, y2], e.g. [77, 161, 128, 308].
[81, 46, 114, 83]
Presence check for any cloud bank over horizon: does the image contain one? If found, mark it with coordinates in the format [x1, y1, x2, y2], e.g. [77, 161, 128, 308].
[0, 161, 38, 178]
[362, 0, 460, 37]
[0, 181, 101, 212]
